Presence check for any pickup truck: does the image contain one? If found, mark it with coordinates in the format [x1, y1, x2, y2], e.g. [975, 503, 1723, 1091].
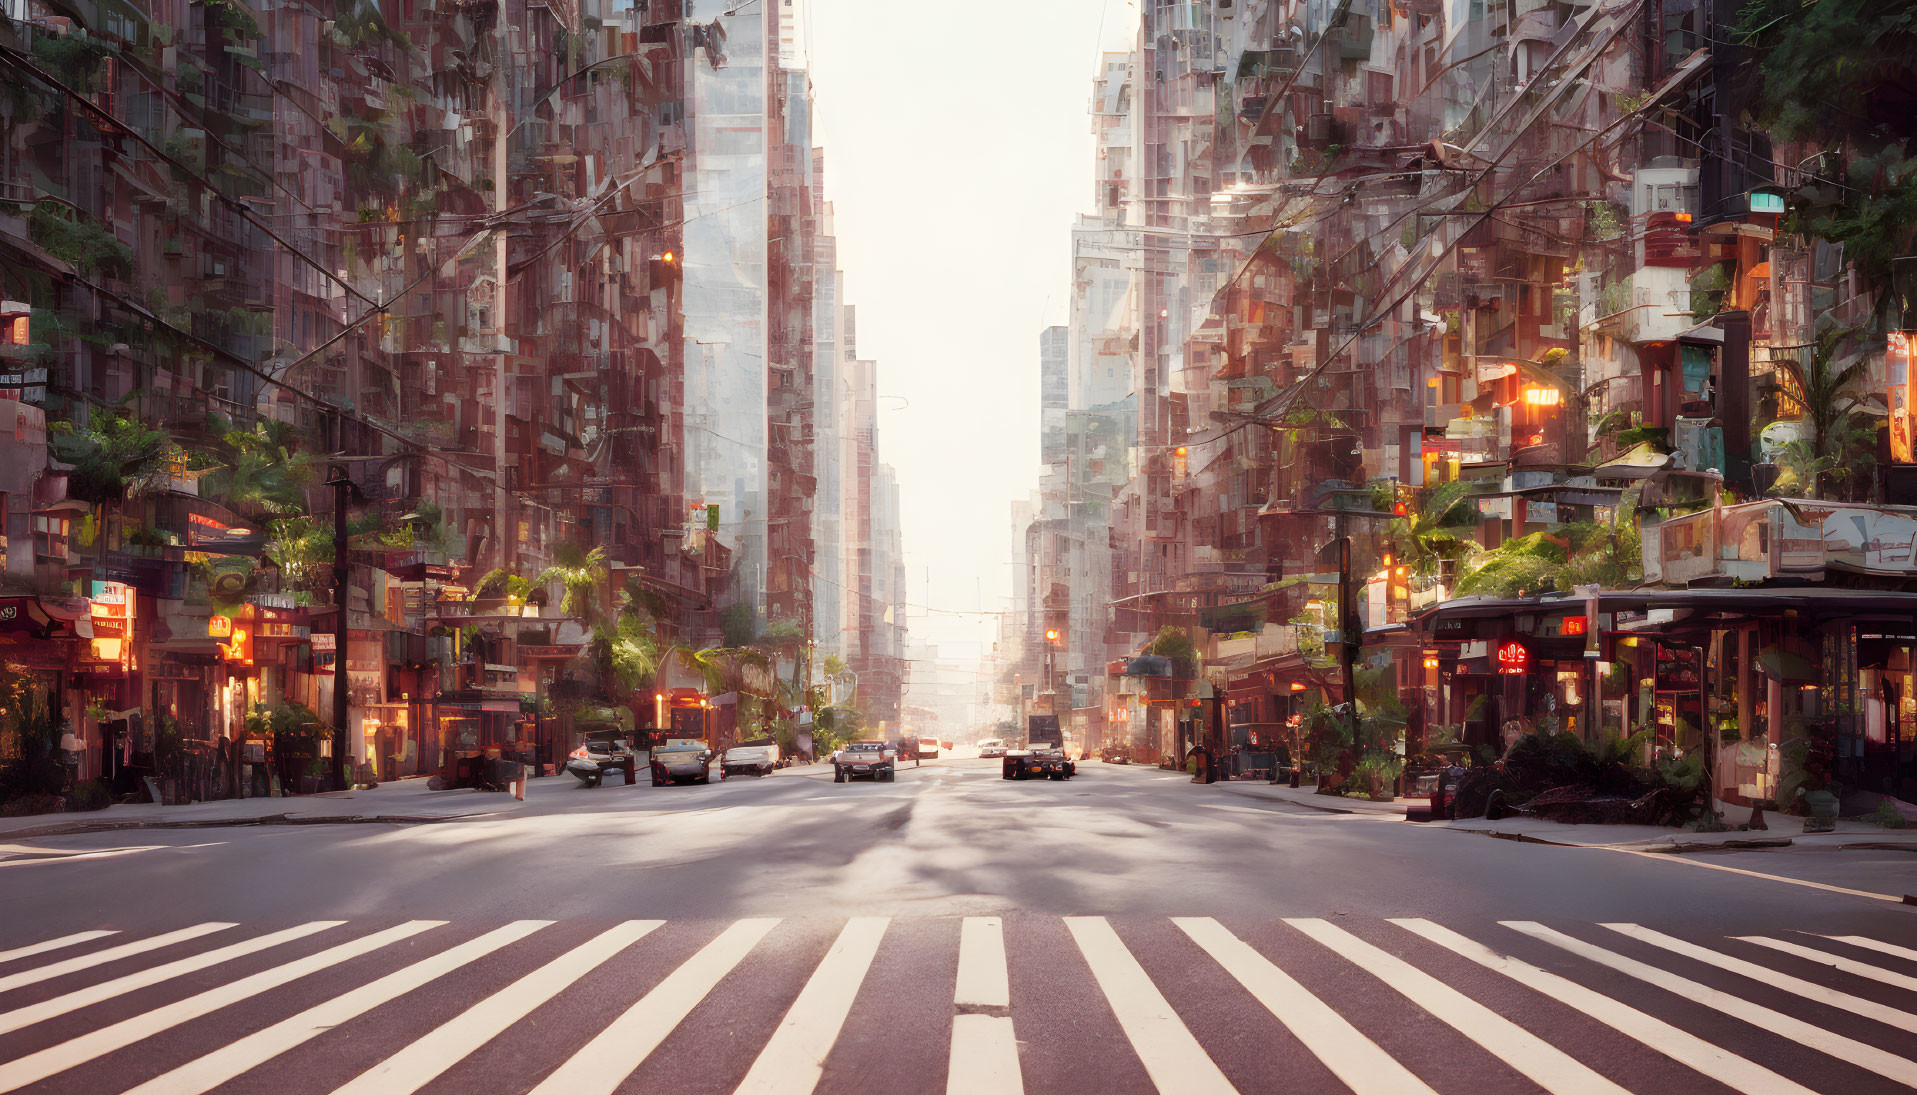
[721, 742, 780, 779]
[832, 740, 895, 783]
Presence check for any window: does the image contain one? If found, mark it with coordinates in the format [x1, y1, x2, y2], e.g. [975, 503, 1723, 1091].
[33, 514, 68, 561]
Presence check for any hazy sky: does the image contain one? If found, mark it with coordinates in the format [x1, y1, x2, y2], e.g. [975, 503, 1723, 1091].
[806, 0, 1138, 653]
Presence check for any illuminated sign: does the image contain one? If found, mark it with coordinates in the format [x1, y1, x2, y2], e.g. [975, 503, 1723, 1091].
[1561, 615, 1589, 637]
[1496, 641, 1530, 675]
[220, 626, 253, 665]
[208, 615, 233, 638]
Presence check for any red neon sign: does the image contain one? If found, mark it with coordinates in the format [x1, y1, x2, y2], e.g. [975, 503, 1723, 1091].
[1496, 641, 1530, 674]
[1561, 615, 1588, 637]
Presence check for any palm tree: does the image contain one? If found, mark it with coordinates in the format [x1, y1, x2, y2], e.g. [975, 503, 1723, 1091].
[1772, 319, 1868, 499]
[536, 543, 608, 624]
[472, 568, 533, 604]
[1387, 480, 1480, 589]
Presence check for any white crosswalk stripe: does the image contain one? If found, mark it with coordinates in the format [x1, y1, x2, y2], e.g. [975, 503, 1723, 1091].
[1603, 922, 1917, 1034]
[530, 918, 777, 1095]
[0, 921, 342, 1038]
[1175, 917, 1435, 1095]
[1509, 920, 1917, 1088]
[1734, 935, 1917, 994]
[333, 920, 661, 1095]
[1819, 933, 1917, 965]
[0, 922, 233, 994]
[735, 917, 890, 1095]
[123, 921, 550, 1095]
[0, 930, 118, 966]
[1067, 915, 1236, 1095]
[1393, 918, 1817, 1095]
[948, 916, 1022, 1095]
[0, 916, 1910, 1095]
[0, 920, 441, 1093]
[1287, 918, 1630, 1095]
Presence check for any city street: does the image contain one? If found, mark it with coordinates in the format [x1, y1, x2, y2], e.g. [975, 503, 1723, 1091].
[3, 758, 1915, 1094]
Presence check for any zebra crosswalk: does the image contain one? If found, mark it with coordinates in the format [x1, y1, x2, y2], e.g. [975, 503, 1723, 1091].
[0, 915, 1912, 1094]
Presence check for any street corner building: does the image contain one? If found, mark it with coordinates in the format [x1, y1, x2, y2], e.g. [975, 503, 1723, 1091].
[988, 0, 1917, 820]
[0, 0, 907, 808]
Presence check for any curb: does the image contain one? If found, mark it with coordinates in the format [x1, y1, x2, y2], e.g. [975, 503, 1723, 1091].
[0, 812, 476, 840]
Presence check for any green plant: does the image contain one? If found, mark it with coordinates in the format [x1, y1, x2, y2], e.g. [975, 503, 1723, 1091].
[30, 31, 112, 89]
[0, 687, 67, 804]
[28, 202, 132, 278]
[1387, 480, 1481, 588]
[1147, 626, 1196, 662]
[47, 411, 169, 505]
[68, 779, 111, 811]
[720, 602, 759, 647]
[1688, 262, 1732, 321]
[1867, 799, 1910, 829]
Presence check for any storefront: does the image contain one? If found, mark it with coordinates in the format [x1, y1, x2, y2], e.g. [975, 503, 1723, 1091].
[1420, 587, 1917, 814]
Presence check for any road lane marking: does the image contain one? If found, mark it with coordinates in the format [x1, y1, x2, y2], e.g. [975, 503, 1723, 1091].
[1817, 934, 1917, 964]
[1174, 918, 1434, 1095]
[124, 921, 550, 1095]
[0, 920, 441, 1093]
[1286, 919, 1628, 1095]
[949, 917, 1022, 1095]
[0, 842, 226, 869]
[1602, 923, 1917, 1034]
[0, 931, 117, 966]
[947, 1015, 1022, 1095]
[1506, 921, 1917, 1088]
[1064, 916, 1236, 1095]
[531, 918, 779, 1095]
[332, 920, 661, 1095]
[0, 922, 234, 994]
[1735, 935, 1917, 993]
[954, 917, 1009, 1008]
[1393, 919, 1816, 1095]
[734, 917, 890, 1095]
[1606, 848, 1904, 902]
[0, 921, 343, 1037]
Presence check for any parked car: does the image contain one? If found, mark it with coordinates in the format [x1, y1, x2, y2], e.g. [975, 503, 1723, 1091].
[650, 740, 714, 786]
[722, 741, 780, 779]
[917, 737, 941, 759]
[1099, 747, 1130, 765]
[1003, 747, 1075, 781]
[977, 739, 1007, 758]
[940, 740, 954, 752]
[833, 740, 896, 782]
[565, 731, 639, 787]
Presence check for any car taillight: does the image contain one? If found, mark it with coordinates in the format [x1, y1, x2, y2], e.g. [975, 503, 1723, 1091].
[569, 746, 590, 760]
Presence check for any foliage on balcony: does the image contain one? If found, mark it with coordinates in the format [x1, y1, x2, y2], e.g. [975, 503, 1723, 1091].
[201, 420, 312, 515]
[1386, 480, 1481, 587]
[28, 202, 132, 278]
[1454, 493, 1642, 597]
[49, 411, 170, 505]
[29, 31, 112, 91]
[264, 516, 332, 587]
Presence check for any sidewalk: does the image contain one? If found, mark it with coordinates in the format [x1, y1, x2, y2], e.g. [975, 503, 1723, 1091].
[1206, 779, 1410, 817]
[0, 777, 538, 840]
[1198, 778, 1917, 851]
[1433, 807, 1917, 851]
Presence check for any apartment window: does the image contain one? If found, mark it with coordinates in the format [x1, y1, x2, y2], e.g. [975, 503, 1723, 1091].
[33, 514, 67, 561]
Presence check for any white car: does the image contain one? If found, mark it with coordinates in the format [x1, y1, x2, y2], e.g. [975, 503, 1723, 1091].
[977, 739, 1006, 759]
[722, 742, 780, 778]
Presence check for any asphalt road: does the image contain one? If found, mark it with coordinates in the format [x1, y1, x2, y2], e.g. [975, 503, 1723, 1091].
[2, 756, 1915, 1094]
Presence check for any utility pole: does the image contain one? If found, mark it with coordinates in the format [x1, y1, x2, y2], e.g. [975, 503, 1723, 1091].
[1337, 509, 1357, 745]
[326, 465, 355, 791]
